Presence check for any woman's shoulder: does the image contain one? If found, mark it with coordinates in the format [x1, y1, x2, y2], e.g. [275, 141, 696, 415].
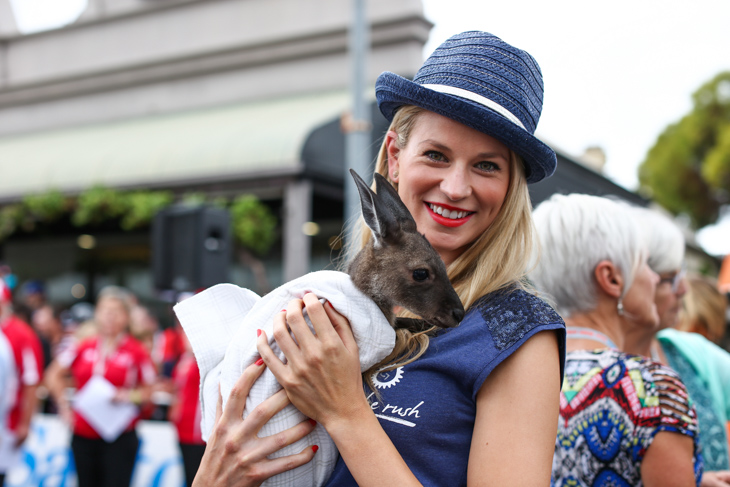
[567, 348, 683, 379]
[469, 286, 564, 352]
[566, 349, 697, 424]
[427, 287, 565, 393]
[121, 334, 153, 358]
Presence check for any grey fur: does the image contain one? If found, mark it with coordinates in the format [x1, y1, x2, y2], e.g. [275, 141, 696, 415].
[348, 169, 465, 329]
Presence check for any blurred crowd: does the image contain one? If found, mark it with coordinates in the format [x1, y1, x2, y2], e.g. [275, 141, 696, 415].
[0, 276, 204, 487]
[2, 202, 730, 487]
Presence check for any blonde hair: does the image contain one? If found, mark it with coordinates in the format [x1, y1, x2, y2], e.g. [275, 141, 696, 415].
[348, 105, 536, 388]
[95, 285, 135, 319]
[678, 276, 728, 344]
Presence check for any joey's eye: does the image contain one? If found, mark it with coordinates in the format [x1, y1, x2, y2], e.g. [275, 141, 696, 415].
[412, 269, 429, 282]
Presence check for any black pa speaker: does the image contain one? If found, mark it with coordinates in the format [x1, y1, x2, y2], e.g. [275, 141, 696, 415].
[152, 205, 231, 291]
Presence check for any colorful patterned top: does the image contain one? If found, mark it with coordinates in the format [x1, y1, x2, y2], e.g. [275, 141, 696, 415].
[553, 349, 702, 486]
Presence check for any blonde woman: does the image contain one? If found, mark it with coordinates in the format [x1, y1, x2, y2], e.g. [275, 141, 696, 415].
[678, 276, 728, 345]
[46, 286, 157, 487]
[194, 31, 565, 487]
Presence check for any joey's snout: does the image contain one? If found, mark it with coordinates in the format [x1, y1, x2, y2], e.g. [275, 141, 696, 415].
[427, 299, 465, 329]
[452, 307, 465, 324]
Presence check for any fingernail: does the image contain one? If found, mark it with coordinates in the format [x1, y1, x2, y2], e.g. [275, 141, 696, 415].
[257, 329, 262, 337]
[255, 358, 264, 366]
[280, 309, 287, 313]
[312, 445, 319, 453]
[328, 301, 336, 312]
[309, 419, 317, 426]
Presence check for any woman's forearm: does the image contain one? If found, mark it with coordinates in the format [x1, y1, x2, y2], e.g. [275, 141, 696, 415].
[325, 401, 422, 487]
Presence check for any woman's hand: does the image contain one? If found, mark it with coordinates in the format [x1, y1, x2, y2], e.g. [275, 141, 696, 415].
[257, 293, 368, 427]
[192, 360, 318, 487]
[701, 471, 730, 487]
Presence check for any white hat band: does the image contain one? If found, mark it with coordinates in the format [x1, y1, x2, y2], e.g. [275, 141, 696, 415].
[421, 84, 526, 130]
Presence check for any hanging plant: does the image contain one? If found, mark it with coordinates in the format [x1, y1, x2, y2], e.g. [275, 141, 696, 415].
[71, 186, 127, 226]
[0, 185, 279, 264]
[0, 204, 24, 241]
[22, 190, 70, 221]
[120, 191, 174, 230]
[230, 194, 277, 256]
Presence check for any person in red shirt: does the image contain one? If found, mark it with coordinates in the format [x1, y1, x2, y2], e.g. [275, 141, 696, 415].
[168, 327, 205, 487]
[46, 286, 157, 487]
[0, 278, 44, 487]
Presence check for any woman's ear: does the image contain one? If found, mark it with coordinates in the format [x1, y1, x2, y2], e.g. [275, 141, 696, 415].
[594, 260, 624, 299]
[385, 130, 400, 182]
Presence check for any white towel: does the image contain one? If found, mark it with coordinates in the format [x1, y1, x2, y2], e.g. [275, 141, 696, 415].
[173, 270, 396, 487]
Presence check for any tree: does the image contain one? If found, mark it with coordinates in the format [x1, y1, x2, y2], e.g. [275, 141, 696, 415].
[639, 71, 730, 227]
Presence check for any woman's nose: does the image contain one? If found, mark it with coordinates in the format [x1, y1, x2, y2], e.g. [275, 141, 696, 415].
[675, 277, 688, 297]
[440, 168, 472, 201]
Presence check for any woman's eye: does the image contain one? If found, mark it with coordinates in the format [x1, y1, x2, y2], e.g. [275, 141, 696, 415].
[425, 151, 446, 162]
[412, 269, 429, 282]
[476, 161, 500, 172]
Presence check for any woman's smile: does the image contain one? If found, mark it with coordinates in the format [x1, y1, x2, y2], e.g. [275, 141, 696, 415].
[425, 201, 475, 227]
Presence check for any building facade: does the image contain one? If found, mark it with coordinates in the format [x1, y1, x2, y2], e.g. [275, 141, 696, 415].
[0, 0, 430, 305]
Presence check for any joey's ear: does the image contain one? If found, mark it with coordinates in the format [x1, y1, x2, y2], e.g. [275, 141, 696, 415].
[350, 170, 417, 247]
[385, 131, 400, 183]
[350, 169, 396, 248]
[594, 260, 624, 300]
[372, 173, 417, 234]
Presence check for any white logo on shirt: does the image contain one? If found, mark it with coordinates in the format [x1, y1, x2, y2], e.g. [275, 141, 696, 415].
[368, 367, 424, 428]
[372, 366, 404, 389]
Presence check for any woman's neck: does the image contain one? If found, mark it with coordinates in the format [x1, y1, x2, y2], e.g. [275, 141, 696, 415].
[565, 310, 625, 352]
[622, 327, 656, 357]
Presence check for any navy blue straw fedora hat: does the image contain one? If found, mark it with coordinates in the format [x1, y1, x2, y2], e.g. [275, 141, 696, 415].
[376, 31, 556, 184]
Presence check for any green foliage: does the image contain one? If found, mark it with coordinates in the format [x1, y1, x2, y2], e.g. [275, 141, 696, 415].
[640, 71, 730, 227]
[120, 191, 174, 230]
[0, 186, 278, 257]
[71, 186, 127, 226]
[0, 204, 24, 241]
[180, 192, 207, 207]
[230, 195, 277, 255]
[22, 190, 69, 221]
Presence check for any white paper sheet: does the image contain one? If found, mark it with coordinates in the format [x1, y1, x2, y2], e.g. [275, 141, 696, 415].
[72, 375, 139, 442]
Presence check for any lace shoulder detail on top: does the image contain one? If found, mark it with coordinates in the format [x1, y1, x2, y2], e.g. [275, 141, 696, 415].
[476, 287, 563, 351]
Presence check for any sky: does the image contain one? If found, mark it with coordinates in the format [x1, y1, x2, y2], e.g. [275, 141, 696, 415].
[7, 0, 730, 255]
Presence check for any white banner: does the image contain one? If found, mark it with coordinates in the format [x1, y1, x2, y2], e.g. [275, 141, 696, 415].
[6, 414, 185, 487]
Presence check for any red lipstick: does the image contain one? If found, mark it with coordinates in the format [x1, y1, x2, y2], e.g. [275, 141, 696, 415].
[425, 202, 474, 228]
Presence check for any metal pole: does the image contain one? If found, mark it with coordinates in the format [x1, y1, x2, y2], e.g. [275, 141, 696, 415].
[344, 0, 372, 241]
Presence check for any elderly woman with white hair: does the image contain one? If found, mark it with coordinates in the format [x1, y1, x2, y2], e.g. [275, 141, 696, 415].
[531, 193, 702, 486]
[624, 207, 730, 485]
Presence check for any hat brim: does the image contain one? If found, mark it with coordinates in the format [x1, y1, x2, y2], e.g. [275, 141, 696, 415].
[375, 72, 556, 184]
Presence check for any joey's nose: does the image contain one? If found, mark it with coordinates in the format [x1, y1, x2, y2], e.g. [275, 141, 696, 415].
[452, 307, 465, 324]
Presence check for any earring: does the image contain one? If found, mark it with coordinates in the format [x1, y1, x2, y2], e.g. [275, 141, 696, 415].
[393, 170, 399, 179]
[617, 298, 624, 316]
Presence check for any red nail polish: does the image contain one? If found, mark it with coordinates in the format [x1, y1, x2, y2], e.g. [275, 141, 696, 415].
[280, 309, 287, 313]
[312, 445, 319, 453]
[309, 419, 316, 426]
[328, 301, 336, 312]
[255, 358, 264, 366]
[257, 329, 262, 337]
